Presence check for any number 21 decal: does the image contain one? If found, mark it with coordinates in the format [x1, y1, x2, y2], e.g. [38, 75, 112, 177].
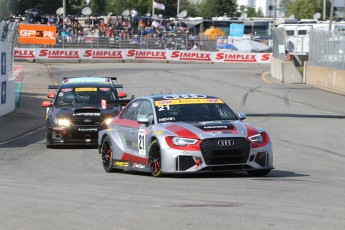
[138, 129, 146, 155]
[158, 105, 170, 111]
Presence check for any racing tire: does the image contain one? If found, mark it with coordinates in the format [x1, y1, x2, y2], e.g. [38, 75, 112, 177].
[101, 136, 123, 173]
[247, 169, 271, 177]
[148, 139, 162, 177]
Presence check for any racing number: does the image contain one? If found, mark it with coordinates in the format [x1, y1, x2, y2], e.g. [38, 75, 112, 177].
[138, 129, 146, 156]
[158, 105, 170, 111]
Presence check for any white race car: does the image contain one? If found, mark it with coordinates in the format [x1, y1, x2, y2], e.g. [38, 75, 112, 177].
[98, 94, 273, 177]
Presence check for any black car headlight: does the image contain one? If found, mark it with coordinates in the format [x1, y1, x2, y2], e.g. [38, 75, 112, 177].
[53, 118, 71, 127]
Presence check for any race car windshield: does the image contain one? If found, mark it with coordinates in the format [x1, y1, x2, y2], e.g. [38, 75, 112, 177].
[155, 103, 238, 123]
[55, 87, 119, 108]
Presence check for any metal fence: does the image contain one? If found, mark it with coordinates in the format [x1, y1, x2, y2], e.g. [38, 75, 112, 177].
[15, 28, 216, 51]
[0, 21, 18, 80]
[309, 30, 345, 70]
[271, 27, 286, 61]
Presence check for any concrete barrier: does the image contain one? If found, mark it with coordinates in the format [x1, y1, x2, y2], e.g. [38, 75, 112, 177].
[305, 64, 345, 94]
[270, 56, 303, 84]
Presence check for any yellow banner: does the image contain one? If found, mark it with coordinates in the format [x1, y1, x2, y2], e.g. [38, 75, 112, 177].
[155, 98, 223, 106]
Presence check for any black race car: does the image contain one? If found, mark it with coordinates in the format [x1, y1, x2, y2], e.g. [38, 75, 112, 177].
[42, 77, 131, 147]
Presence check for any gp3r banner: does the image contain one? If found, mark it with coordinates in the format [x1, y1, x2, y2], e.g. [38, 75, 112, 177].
[18, 24, 56, 45]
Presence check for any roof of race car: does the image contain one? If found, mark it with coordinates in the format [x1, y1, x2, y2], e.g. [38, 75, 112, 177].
[149, 94, 220, 101]
[139, 94, 224, 106]
[63, 77, 113, 84]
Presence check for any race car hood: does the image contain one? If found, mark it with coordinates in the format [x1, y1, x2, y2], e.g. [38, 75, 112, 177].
[160, 120, 252, 139]
[50, 107, 120, 120]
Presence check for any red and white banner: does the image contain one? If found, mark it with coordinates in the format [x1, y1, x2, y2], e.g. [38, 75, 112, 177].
[14, 48, 271, 63]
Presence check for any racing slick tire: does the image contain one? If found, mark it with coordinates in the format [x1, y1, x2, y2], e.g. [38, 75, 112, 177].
[101, 136, 123, 173]
[247, 169, 271, 177]
[148, 139, 162, 177]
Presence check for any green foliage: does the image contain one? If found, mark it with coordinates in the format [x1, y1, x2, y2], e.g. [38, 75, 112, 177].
[199, 0, 237, 18]
[285, 0, 321, 20]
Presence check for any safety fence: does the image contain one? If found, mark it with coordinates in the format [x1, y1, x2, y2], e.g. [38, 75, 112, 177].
[13, 48, 272, 63]
[271, 27, 286, 61]
[0, 21, 18, 116]
[309, 30, 345, 70]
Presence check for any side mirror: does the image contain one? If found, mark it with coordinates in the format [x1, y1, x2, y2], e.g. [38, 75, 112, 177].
[47, 93, 55, 99]
[137, 115, 150, 124]
[42, 100, 52, 107]
[238, 112, 246, 121]
[118, 92, 127, 98]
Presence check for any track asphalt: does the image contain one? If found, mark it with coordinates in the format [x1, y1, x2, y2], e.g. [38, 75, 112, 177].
[0, 62, 53, 144]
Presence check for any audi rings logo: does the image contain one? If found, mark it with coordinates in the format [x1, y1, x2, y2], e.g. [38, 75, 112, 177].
[217, 140, 235, 146]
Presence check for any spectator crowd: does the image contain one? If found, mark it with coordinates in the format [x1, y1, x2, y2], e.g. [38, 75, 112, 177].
[10, 11, 202, 50]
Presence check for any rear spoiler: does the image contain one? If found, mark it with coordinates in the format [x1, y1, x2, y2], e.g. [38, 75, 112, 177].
[48, 85, 59, 90]
[63, 77, 117, 81]
[113, 84, 123, 89]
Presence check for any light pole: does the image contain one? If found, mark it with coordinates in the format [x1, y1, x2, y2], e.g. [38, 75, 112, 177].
[329, 0, 334, 30]
[63, 0, 66, 19]
[177, 0, 180, 16]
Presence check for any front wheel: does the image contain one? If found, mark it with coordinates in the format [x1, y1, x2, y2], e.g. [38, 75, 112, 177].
[148, 139, 162, 177]
[101, 136, 123, 173]
[247, 169, 271, 177]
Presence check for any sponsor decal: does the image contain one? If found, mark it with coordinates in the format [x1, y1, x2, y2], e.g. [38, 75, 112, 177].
[203, 125, 229, 129]
[133, 163, 146, 169]
[73, 113, 101, 116]
[83, 50, 123, 59]
[101, 99, 107, 109]
[75, 88, 97, 92]
[163, 94, 207, 100]
[13, 49, 35, 58]
[78, 128, 97, 132]
[99, 88, 110, 91]
[127, 50, 167, 59]
[155, 98, 223, 106]
[38, 49, 80, 59]
[155, 131, 164, 135]
[159, 117, 176, 122]
[85, 139, 91, 142]
[170, 51, 212, 61]
[61, 88, 73, 92]
[113, 161, 129, 167]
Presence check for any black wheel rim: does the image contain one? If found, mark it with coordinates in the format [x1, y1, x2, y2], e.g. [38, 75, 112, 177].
[150, 144, 161, 175]
[102, 141, 112, 168]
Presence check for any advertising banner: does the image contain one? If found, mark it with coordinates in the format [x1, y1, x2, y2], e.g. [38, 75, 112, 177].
[18, 24, 56, 45]
[13, 48, 272, 63]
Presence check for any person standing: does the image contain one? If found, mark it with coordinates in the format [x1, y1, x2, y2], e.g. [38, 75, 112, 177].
[130, 8, 138, 24]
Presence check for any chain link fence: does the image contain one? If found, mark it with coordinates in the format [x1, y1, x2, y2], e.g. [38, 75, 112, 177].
[271, 27, 286, 61]
[309, 30, 345, 70]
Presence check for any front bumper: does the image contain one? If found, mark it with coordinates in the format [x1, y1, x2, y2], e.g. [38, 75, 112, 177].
[47, 125, 104, 145]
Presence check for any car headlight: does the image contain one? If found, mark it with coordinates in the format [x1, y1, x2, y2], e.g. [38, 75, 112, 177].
[54, 118, 71, 127]
[104, 117, 113, 126]
[249, 134, 263, 143]
[172, 137, 198, 146]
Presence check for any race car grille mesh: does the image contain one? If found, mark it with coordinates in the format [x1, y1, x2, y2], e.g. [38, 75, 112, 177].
[200, 138, 250, 165]
[71, 118, 101, 126]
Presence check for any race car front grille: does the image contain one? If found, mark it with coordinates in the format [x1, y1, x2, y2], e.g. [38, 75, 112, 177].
[70, 118, 102, 126]
[200, 137, 250, 165]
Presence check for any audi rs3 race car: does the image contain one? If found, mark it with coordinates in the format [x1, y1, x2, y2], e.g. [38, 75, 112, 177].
[98, 93, 273, 177]
[42, 77, 131, 147]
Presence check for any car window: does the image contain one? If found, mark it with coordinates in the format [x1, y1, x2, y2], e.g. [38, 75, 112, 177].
[155, 103, 238, 123]
[137, 100, 153, 117]
[55, 87, 118, 107]
[121, 101, 141, 120]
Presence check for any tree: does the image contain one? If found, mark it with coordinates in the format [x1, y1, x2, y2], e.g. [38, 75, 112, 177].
[285, 0, 321, 20]
[199, 0, 237, 18]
